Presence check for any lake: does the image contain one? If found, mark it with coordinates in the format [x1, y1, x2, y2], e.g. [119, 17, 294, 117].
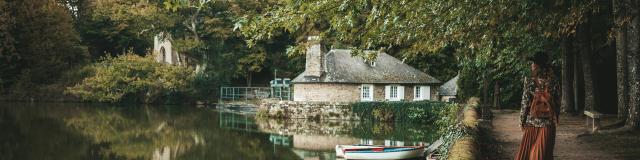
[0, 102, 438, 160]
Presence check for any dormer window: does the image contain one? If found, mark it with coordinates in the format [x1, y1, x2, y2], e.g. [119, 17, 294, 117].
[369, 61, 376, 67]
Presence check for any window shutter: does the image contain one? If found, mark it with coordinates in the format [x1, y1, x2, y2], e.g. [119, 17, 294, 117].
[360, 85, 365, 101]
[423, 86, 431, 100]
[398, 86, 405, 100]
[385, 85, 390, 100]
[370, 85, 375, 100]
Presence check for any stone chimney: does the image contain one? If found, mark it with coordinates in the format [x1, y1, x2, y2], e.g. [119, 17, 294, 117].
[304, 36, 323, 78]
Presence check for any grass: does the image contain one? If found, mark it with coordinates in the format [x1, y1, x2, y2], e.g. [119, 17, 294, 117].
[446, 97, 481, 160]
[448, 136, 478, 160]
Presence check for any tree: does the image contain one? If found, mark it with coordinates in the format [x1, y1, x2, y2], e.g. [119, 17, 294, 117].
[66, 53, 194, 103]
[239, 0, 597, 107]
[561, 38, 575, 113]
[577, 21, 597, 112]
[614, 0, 629, 119]
[0, 0, 16, 91]
[9, 0, 88, 86]
[625, 0, 640, 129]
[77, 0, 168, 58]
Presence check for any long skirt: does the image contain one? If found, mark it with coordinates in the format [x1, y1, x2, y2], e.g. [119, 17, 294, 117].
[515, 125, 556, 160]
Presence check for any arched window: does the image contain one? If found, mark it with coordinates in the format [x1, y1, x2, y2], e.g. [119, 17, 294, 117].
[160, 47, 166, 63]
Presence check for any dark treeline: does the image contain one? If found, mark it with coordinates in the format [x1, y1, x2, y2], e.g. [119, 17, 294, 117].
[0, 0, 307, 103]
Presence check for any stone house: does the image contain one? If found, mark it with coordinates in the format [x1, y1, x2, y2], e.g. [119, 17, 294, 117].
[292, 36, 442, 102]
[152, 32, 195, 66]
[438, 75, 459, 102]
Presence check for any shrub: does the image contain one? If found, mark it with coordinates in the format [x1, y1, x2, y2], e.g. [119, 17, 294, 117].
[351, 101, 451, 123]
[436, 97, 481, 160]
[372, 107, 394, 122]
[65, 53, 194, 103]
[447, 136, 478, 160]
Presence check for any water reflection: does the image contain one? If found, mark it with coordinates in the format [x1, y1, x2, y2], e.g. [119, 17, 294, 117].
[252, 113, 437, 160]
[0, 103, 437, 160]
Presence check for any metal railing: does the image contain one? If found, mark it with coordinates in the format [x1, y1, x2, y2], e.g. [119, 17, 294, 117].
[219, 87, 272, 101]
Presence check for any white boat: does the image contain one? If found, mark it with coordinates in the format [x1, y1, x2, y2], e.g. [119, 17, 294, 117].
[335, 145, 384, 157]
[342, 146, 425, 160]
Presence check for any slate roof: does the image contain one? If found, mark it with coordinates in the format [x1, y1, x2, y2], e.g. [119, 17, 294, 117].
[292, 49, 441, 84]
[438, 75, 459, 96]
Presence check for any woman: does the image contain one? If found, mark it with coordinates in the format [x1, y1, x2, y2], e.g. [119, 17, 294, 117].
[515, 51, 560, 160]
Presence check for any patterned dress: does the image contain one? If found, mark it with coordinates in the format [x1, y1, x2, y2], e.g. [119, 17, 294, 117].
[516, 70, 560, 160]
[519, 75, 560, 128]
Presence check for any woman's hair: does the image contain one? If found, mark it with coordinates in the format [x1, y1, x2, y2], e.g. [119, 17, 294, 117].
[530, 51, 551, 78]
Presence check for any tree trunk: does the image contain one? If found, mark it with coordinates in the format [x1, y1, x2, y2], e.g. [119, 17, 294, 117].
[625, 0, 640, 129]
[482, 74, 489, 105]
[578, 22, 597, 112]
[615, 0, 630, 119]
[493, 82, 500, 110]
[561, 38, 575, 113]
[573, 45, 582, 112]
[246, 73, 252, 87]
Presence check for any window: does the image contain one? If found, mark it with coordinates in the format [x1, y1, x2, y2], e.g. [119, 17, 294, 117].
[369, 61, 376, 67]
[361, 84, 374, 101]
[415, 86, 421, 99]
[160, 47, 166, 63]
[390, 86, 398, 99]
[386, 85, 404, 101]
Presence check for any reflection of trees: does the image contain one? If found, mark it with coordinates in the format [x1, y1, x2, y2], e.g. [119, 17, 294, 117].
[352, 121, 438, 142]
[64, 106, 203, 159]
[63, 106, 301, 160]
[0, 103, 306, 160]
[0, 104, 91, 160]
[255, 117, 438, 142]
[256, 118, 356, 136]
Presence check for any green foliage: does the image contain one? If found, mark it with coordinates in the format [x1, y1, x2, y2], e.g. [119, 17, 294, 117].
[0, 0, 16, 91]
[66, 52, 194, 103]
[240, 0, 602, 106]
[241, 0, 596, 53]
[349, 121, 438, 142]
[351, 101, 453, 123]
[404, 44, 460, 82]
[435, 98, 480, 159]
[77, 0, 168, 58]
[6, 0, 88, 87]
[351, 100, 477, 158]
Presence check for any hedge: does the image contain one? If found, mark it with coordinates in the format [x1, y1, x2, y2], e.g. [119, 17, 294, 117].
[350, 100, 454, 123]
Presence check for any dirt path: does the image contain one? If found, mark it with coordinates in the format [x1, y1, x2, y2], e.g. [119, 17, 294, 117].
[489, 110, 619, 160]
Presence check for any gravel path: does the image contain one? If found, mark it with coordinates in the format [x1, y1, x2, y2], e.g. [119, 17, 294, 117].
[489, 110, 619, 160]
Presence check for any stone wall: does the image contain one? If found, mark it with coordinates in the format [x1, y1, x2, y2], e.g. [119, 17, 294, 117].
[293, 83, 360, 102]
[293, 83, 439, 102]
[260, 101, 358, 120]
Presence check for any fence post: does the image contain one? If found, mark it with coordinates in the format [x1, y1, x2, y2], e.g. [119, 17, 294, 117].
[219, 87, 223, 104]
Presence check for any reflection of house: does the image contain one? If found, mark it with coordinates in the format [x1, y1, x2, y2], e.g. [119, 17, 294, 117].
[438, 75, 459, 102]
[153, 33, 195, 66]
[292, 36, 441, 102]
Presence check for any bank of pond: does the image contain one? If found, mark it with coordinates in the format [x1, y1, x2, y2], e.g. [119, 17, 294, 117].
[0, 100, 477, 160]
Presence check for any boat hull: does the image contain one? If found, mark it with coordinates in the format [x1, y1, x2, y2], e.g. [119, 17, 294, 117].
[343, 146, 424, 160]
[335, 145, 383, 157]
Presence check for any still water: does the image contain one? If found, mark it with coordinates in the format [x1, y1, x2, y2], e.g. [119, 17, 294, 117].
[0, 102, 438, 160]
